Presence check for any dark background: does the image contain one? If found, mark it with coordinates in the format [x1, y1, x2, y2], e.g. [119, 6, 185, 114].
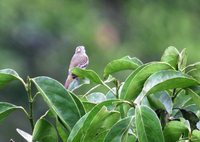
[0, 0, 200, 141]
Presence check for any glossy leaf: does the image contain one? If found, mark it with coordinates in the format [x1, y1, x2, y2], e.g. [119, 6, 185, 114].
[193, 62, 200, 69]
[82, 107, 120, 142]
[68, 78, 90, 91]
[68, 100, 123, 142]
[184, 104, 199, 114]
[67, 113, 89, 142]
[126, 134, 137, 142]
[70, 92, 86, 116]
[187, 62, 200, 70]
[16, 128, 32, 142]
[104, 116, 134, 142]
[104, 56, 142, 78]
[0, 102, 20, 122]
[56, 118, 69, 142]
[106, 88, 117, 100]
[82, 101, 96, 112]
[120, 62, 173, 101]
[134, 70, 199, 104]
[135, 105, 164, 142]
[148, 91, 173, 114]
[161, 46, 179, 69]
[178, 48, 187, 71]
[173, 90, 191, 108]
[163, 121, 189, 142]
[32, 119, 58, 142]
[68, 107, 120, 142]
[32, 76, 85, 131]
[191, 130, 200, 142]
[86, 92, 106, 104]
[188, 89, 200, 109]
[190, 86, 200, 95]
[188, 69, 200, 82]
[0, 68, 24, 89]
[72, 68, 103, 84]
[127, 107, 135, 117]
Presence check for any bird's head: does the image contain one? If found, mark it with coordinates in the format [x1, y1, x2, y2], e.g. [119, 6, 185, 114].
[75, 46, 86, 53]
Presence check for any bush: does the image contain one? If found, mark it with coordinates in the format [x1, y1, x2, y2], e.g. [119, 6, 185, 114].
[1, 46, 200, 142]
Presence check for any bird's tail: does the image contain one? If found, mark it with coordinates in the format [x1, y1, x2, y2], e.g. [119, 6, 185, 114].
[64, 75, 73, 89]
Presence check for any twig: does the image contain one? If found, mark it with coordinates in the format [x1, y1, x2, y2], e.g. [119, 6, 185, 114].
[26, 76, 34, 131]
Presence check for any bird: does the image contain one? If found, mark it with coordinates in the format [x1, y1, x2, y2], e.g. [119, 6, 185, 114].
[64, 46, 89, 89]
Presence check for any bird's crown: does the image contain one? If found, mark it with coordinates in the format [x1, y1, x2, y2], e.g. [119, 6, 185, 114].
[75, 46, 85, 53]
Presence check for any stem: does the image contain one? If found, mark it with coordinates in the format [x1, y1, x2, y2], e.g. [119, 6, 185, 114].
[172, 88, 177, 101]
[26, 77, 34, 131]
[116, 100, 134, 107]
[114, 80, 120, 99]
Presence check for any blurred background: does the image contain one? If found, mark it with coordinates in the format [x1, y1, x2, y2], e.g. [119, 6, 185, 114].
[0, 0, 200, 141]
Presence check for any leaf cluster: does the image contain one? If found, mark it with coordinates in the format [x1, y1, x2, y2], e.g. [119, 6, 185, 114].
[1, 46, 200, 142]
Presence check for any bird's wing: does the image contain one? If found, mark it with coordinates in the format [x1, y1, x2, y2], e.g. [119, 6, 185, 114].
[69, 53, 89, 70]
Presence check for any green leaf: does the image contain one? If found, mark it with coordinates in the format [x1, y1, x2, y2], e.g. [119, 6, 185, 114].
[187, 62, 200, 70]
[68, 100, 123, 142]
[161, 46, 179, 69]
[188, 69, 200, 82]
[184, 104, 199, 114]
[70, 92, 86, 116]
[106, 88, 117, 100]
[134, 70, 199, 104]
[191, 130, 200, 142]
[163, 121, 189, 142]
[0, 68, 25, 89]
[67, 113, 89, 142]
[173, 90, 191, 108]
[0, 102, 20, 123]
[186, 62, 200, 82]
[127, 107, 135, 117]
[68, 78, 90, 91]
[172, 90, 193, 117]
[82, 107, 120, 142]
[187, 89, 200, 109]
[104, 56, 142, 78]
[104, 116, 134, 142]
[16, 128, 32, 142]
[32, 76, 85, 131]
[86, 92, 106, 104]
[135, 105, 164, 142]
[32, 118, 58, 142]
[120, 62, 173, 101]
[56, 118, 69, 142]
[72, 68, 103, 84]
[126, 134, 137, 142]
[82, 101, 96, 112]
[68, 107, 120, 142]
[178, 48, 187, 71]
[148, 91, 173, 114]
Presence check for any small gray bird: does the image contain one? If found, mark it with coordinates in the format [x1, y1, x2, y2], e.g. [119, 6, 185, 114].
[65, 46, 89, 89]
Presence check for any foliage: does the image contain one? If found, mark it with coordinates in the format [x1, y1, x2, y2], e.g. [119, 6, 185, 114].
[1, 47, 200, 142]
